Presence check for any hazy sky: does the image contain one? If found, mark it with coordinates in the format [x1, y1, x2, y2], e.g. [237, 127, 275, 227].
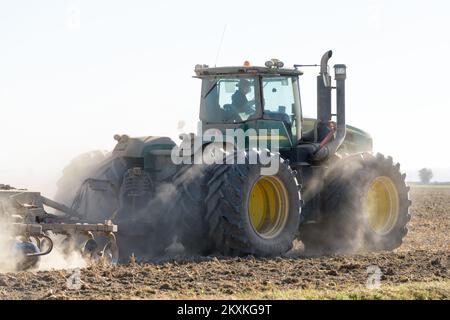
[1, 0, 449, 196]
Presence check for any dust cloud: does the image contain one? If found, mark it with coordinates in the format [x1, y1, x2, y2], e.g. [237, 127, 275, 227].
[302, 153, 406, 256]
[0, 218, 88, 273]
[0, 217, 19, 273]
[37, 235, 87, 271]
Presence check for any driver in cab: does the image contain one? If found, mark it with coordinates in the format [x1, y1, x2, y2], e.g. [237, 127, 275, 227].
[230, 79, 255, 119]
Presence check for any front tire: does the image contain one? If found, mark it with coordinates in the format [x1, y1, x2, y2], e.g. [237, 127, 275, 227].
[300, 153, 411, 253]
[204, 151, 301, 256]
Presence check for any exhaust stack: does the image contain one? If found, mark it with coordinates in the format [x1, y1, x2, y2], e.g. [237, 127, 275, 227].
[317, 50, 333, 123]
[313, 60, 347, 161]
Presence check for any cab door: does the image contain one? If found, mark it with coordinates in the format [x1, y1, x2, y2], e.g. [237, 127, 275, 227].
[257, 76, 300, 151]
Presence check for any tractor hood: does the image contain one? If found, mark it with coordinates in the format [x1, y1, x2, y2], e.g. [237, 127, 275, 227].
[303, 118, 373, 154]
[112, 135, 176, 158]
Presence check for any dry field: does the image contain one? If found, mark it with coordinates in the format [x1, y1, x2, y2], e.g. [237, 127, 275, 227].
[0, 187, 448, 300]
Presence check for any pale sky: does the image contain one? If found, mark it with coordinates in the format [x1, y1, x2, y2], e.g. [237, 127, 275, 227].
[1, 0, 449, 196]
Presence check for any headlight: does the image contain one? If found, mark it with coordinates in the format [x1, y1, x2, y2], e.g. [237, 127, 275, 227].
[265, 59, 284, 69]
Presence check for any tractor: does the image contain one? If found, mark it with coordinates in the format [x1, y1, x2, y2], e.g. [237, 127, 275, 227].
[55, 50, 410, 259]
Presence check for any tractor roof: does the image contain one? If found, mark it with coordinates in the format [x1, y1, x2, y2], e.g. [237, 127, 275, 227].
[194, 65, 303, 78]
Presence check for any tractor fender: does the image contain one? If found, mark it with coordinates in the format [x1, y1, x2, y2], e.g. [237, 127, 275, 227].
[112, 135, 176, 158]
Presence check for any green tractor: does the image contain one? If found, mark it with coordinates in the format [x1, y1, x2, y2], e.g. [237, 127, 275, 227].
[56, 50, 410, 259]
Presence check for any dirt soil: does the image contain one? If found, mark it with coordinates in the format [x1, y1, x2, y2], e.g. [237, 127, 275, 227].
[0, 187, 449, 300]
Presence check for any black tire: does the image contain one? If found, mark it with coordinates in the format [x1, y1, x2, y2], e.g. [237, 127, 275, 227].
[169, 164, 211, 254]
[300, 152, 411, 254]
[114, 179, 177, 262]
[58, 153, 173, 262]
[69, 156, 130, 222]
[204, 150, 301, 256]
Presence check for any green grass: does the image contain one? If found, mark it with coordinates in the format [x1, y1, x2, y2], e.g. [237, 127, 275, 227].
[149, 280, 450, 300]
[408, 182, 450, 189]
[245, 281, 450, 300]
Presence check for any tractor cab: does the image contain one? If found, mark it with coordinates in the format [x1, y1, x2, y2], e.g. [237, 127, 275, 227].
[195, 61, 303, 151]
[195, 52, 347, 166]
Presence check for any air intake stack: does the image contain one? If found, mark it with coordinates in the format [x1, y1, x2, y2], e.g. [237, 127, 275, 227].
[317, 50, 333, 123]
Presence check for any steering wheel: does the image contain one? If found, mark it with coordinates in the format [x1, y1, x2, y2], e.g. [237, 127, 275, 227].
[244, 100, 256, 113]
[223, 105, 241, 122]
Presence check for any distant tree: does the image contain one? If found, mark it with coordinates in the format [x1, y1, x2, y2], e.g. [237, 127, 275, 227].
[419, 168, 433, 184]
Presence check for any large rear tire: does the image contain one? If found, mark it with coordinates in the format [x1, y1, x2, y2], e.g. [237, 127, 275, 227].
[169, 164, 211, 254]
[56, 153, 173, 262]
[299, 153, 411, 254]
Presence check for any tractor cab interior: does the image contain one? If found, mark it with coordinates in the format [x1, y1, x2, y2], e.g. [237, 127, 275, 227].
[200, 76, 259, 123]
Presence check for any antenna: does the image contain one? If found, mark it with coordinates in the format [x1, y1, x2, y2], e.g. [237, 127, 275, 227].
[214, 24, 227, 67]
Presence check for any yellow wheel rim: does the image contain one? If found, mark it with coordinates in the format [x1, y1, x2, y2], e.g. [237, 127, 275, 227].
[248, 176, 289, 239]
[365, 176, 400, 235]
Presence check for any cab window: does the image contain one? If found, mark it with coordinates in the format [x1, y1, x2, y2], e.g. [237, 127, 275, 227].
[262, 77, 296, 117]
[262, 76, 300, 137]
[200, 77, 258, 123]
